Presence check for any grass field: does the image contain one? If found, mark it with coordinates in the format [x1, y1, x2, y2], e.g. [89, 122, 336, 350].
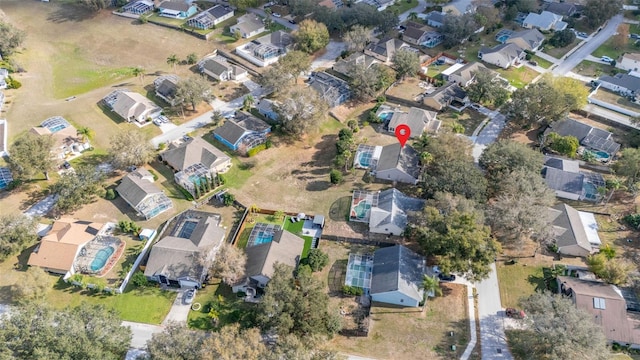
[543, 38, 580, 59]
[496, 262, 546, 309]
[574, 59, 616, 77]
[496, 66, 540, 89]
[187, 281, 255, 330]
[529, 54, 553, 69]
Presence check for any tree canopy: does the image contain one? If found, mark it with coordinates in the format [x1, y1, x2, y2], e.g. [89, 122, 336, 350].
[294, 20, 330, 54]
[10, 267, 51, 304]
[75, 0, 110, 11]
[408, 206, 500, 281]
[392, 49, 420, 81]
[479, 140, 544, 195]
[504, 82, 577, 127]
[343, 25, 372, 52]
[311, 3, 398, 35]
[0, 20, 25, 57]
[108, 130, 155, 169]
[210, 243, 247, 286]
[0, 214, 38, 262]
[509, 293, 609, 360]
[466, 69, 510, 106]
[145, 323, 206, 360]
[583, 0, 622, 29]
[348, 63, 395, 102]
[613, 148, 640, 188]
[176, 76, 211, 111]
[257, 263, 341, 338]
[549, 29, 576, 48]
[274, 85, 328, 138]
[441, 13, 478, 48]
[50, 165, 104, 215]
[9, 133, 55, 180]
[0, 303, 131, 360]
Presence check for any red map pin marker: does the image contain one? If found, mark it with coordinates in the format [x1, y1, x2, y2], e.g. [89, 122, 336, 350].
[395, 124, 411, 148]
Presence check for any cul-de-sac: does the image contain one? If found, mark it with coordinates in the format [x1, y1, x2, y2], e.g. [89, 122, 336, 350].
[0, 0, 639, 359]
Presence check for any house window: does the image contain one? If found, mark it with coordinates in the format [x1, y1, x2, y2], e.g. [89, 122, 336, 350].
[400, 298, 404, 303]
[593, 297, 606, 310]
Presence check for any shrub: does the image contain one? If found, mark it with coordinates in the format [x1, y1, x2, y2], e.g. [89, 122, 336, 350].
[105, 189, 117, 200]
[222, 193, 235, 206]
[376, 95, 386, 103]
[131, 271, 149, 287]
[247, 143, 267, 157]
[303, 249, 330, 272]
[7, 76, 21, 89]
[624, 214, 640, 229]
[525, 53, 532, 60]
[451, 122, 465, 134]
[157, 142, 167, 151]
[342, 285, 364, 296]
[265, 139, 273, 148]
[148, 169, 159, 181]
[330, 169, 343, 184]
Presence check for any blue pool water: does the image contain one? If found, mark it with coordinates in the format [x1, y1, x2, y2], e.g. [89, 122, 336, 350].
[585, 149, 610, 161]
[358, 152, 372, 167]
[378, 112, 393, 122]
[254, 231, 275, 245]
[178, 221, 198, 239]
[90, 247, 115, 272]
[49, 124, 67, 133]
[583, 182, 598, 200]
[497, 35, 510, 43]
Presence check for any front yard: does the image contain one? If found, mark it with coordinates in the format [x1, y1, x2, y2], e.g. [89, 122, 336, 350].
[496, 262, 546, 309]
[574, 59, 616, 77]
[437, 109, 487, 136]
[591, 88, 640, 112]
[496, 66, 540, 89]
[543, 38, 581, 59]
[187, 281, 256, 330]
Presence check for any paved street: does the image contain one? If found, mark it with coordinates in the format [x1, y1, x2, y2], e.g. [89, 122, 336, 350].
[476, 263, 513, 360]
[552, 15, 624, 75]
[398, 0, 427, 22]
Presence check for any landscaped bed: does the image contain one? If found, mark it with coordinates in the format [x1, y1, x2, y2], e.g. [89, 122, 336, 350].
[187, 281, 255, 330]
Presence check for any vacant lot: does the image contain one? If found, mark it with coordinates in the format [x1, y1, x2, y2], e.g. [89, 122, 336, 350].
[495, 66, 540, 89]
[544, 38, 581, 59]
[574, 59, 616, 78]
[496, 262, 546, 309]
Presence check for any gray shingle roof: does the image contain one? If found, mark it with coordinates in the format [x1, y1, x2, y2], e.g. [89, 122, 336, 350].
[599, 73, 640, 92]
[480, 43, 524, 64]
[369, 188, 424, 231]
[545, 2, 576, 17]
[200, 57, 232, 76]
[548, 203, 592, 252]
[542, 166, 584, 196]
[370, 245, 425, 303]
[375, 143, 421, 180]
[159, 0, 191, 12]
[144, 212, 226, 280]
[506, 29, 545, 51]
[155, 77, 178, 100]
[245, 230, 304, 279]
[162, 137, 230, 171]
[213, 112, 270, 145]
[545, 118, 620, 155]
[116, 169, 161, 208]
[366, 38, 408, 58]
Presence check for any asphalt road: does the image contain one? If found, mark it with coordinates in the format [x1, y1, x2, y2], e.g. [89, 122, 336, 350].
[552, 14, 624, 75]
[476, 263, 513, 360]
[398, 0, 427, 22]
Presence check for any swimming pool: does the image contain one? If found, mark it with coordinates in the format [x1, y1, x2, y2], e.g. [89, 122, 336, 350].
[497, 34, 510, 43]
[357, 152, 372, 167]
[90, 246, 115, 272]
[583, 182, 598, 201]
[178, 220, 198, 239]
[585, 149, 610, 162]
[0, 179, 8, 190]
[378, 112, 393, 122]
[352, 200, 372, 219]
[254, 231, 275, 245]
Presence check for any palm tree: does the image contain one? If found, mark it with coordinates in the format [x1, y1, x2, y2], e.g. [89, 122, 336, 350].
[408, 12, 418, 21]
[76, 126, 95, 143]
[242, 95, 255, 111]
[421, 275, 442, 311]
[132, 66, 145, 84]
[167, 54, 179, 71]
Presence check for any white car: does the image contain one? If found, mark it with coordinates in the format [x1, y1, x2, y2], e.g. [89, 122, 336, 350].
[152, 118, 162, 126]
[601, 56, 613, 63]
[272, 13, 281, 18]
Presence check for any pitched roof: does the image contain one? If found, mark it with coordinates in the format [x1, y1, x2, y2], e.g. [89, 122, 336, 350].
[542, 166, 584, 197]
[544, 156, 580, 173]
[545, 118, 620, 155]
[333, 53, 378, 76]
[548, 203, 593, 252]
[110, 91, 161, 121]
[154, 76, 179, 100]
[27, 219, 104, 271]
[375, 143, 421, 179]
[213, 112, 270, 145]
[162, 137, 230, 171]
[144, 212, 226, 280]
[545, 2, 576, 16]
[425, 10, 445, 24]
[245, 230, 305, 279]
[116, 169, 162, 208]
[388, 107, 438, 137]
[523, 11, 564, 29]
[403, 26, 428, 41]
[206, 4, 234, 19]
[599, 73, 640, 92]
[369, 188, 424, 231]
[158, 0, 191, 12]
[448, 62, 487, 84]
[233, 14, 265, 35]
[480, 43, 524, 65]
[366, 38, 408, 58]
[200, 56, 232, 76]
[370, 245, 425, 302]
[506, 29, 545, 51]
[424, 82, 467, 108]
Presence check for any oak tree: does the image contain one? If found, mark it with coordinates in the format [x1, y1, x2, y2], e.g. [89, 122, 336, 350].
[9, 133, 55, 180]
[0, 214, 38, 262]
[210, 243, 247, 286]
[294, 20, 330, 54]
[108, 130, 155, 169]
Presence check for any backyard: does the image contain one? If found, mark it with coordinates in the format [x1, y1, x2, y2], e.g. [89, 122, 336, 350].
[234, 212, 314, 258]
[495, 66, 540, 89]
[187, 280, 256, 330]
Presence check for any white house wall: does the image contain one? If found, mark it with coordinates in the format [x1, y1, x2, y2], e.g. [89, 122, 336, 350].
[372, 290, 420, 307]
[370, 223, 404, 236]
[375, 168, 418, 185]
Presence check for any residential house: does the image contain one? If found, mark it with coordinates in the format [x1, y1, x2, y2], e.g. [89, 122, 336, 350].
[157, 0, 198, 19]
[213, 111, 271, 151]
[442, 0, 475, 15]
[558, 276, 640, 346]
[370, 245, 426, 307]
[103, 89, 162, 124]
[478, 43, 525, 69]
[441, 62, 488, 87]
[27, 219, 105, 274]
[30, 117, 90, 160]
[350, 188, 424, 235]
[230, 14, 265, 39]
[255, 98, 278, 121]
[154, 75, 180, 106]
[387, 106, 440, 138]
[425, 11, 445, 28]
[122, 0, 154, 15]
[541, 156, 605, 202]
[198, 55, 247, 81]
[144, 211, 226, 288]
[522, 11, 567, 31]
[238, 229, 305, 290]
[544, 118, 621, 157]
[186, 5, 234, 29]
[548, 203, 601, 257]
[370, 143, 422, 184]
[160, 137, 231, 195]
[617, 53, 640, 72]
[423, 82, 469, 111]
[318, 0, 344, 9]
[309, 71, 351, 107]
[598, 73, 640, 99]
[235, 30, 292, 67]
[332, 53, 379, 78]
[116, 168, 173, 220]
[0, 119, 7, 157]
[402, 25, 444, 48]
[365, 37, 411, 63]
[505, 29, 546, 51]
[545, 2, 577, 18]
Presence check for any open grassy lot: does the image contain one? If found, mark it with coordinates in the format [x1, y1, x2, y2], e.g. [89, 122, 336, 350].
[438, 108, 487, 136]
[496, 262, 546, 309]
[496, 66, 540, 89]
[592, 26, 639, 59]
[543, 38, 581, 59]
[386, 0, 417, 15]
[529, 54, 553, 69]
[574, 59, 616, 77]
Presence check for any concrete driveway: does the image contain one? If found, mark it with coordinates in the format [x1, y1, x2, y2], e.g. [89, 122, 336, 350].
[24, 194, 59, 218]
[162, 289, 192, 326]
[310, 41, 347, 70]
[122, 321, 164, 349]
[471, 108, 507, 162]
[476, 263, 513, 360]
[552, 15, 624, 75]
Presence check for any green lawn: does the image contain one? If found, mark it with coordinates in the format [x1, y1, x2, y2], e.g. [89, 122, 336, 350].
[282, 217, 313, 258]
[235, 213, 284, 249]
[145, 13, 186, 28]
[187, 281, 256, 330]
[574, 59, 616, 77]
[529, 54, 553, 69]
[543, 38, 580, 59]
[51, 42, 136, 98]
[49, 277, 176, 324]
[592, 37, 639, 60]
[386, 0, 417, 15]
[496, 66, 540, 89]
[496, 263, 546, 309]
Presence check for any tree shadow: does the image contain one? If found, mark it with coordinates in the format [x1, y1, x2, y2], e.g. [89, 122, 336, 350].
[527, 272, 548, 293]
[305, 180, 331, 191]
[46, 3, 98, 23]
[19, 187, 50, 212]
[329, 196, 352, 221]
[98, 102, 126, 124]
[311, 134, 338, 168]
[328, 259, 348, 294]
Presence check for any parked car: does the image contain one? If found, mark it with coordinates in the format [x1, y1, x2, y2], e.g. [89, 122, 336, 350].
[157, 115, 169, 123]
[438, 273, 456, 282]
[506, 308, 526, 319]
[153, 118, 162, 126]
[601, 56, 613, 63]
[289, 19, 296, 24]
[184, 289, 196, 304]
[62, 161, 71, 169]
[470, 103, 482, 110]
[272, 13, 281, 18]
[182, 135, 192, 142]
[528, 60, 538, 66]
